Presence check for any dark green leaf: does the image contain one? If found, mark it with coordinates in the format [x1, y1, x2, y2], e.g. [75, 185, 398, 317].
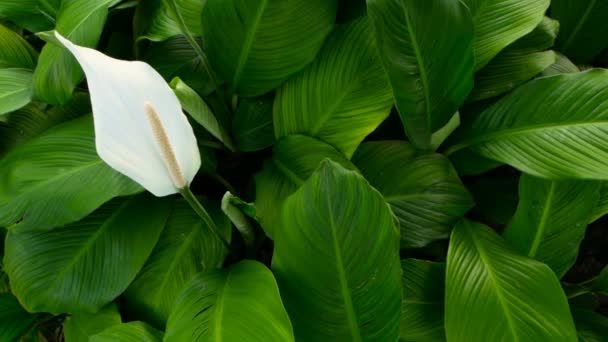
[400, 259, 446, 342]
[503, 174, 599, 277]
[134, 0, 203, 42]
[352, 141, 473, 248]
[165, 261, 294, 341]
[0, 116, 141, 231]
[0, 292, 40, 341]
[64, 303, 122, 342]
[202, 0, 337, 96]
[463, 0, 549, 69]
[552, 0, 608, 63]
[274, 18, 393, 157]
[124, 198, 231, 328]
[0, 0, 55, 32]
[367, 0, 474, 149]
[34, 0, 113, 104]
[90, 322, 163, 342]
[590, 182, 608, 222]
[254, 135, 355, 237]
[232, 95, 274, 152]
[0, 23, 38, 68]
[449, 69, 608, 179]
[445, 220, 577, 341]
[4, 194, 170, 313]
[572, 308, 608, 342]
[273, 160, 401, 341]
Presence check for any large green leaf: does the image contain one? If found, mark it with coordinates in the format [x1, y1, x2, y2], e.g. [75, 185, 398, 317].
[572, 308, 608, 342]
[400, 259, 446, 342]
[0, 292, 40, 341]
[232, 95, 275, 152]
[64, 303, 122, 342]
[90, 322, 163, 342]
[503, 174, 599, 278]
[552, 0, 608, 63]
[0, 68, 33, 116]
[352, 141, 472, 248]
[4, 194, 170, 313]
[273, 160, 401, 341]
[202, 0, 337, 97]
[367, 0, 474, 149]
[0, 23, 38, 68]
[274, 18, 393, 157]
[124, 198, 231, 328]
[590, 182, 608, 222]
[463, 0, 549, 70]
[445, 220, 577, 341]
[468, 17, 559, 102]
[165, 261, 294, 341]
[448, 69, 608, 179]
[33, 0, 113, 104]
[0, 0, 55, 32]
[134, 0, 204, 42]
[254, 135, 355, 237]
[0, 115, 141, 231]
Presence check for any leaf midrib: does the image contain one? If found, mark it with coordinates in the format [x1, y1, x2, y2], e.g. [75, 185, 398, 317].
[60, 0, 112, 39]
[559, 0, 597, 53]
[527, 181, 555, 258]
[467, 223, 520, 342]
[231, 0, 268, 90]
[213, 270, 230, 342]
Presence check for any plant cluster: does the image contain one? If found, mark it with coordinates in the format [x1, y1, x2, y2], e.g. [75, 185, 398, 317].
[0, 0, 608, 341]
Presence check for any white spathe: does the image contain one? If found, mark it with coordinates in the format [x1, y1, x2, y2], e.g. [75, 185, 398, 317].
[55, 32, 201, 197]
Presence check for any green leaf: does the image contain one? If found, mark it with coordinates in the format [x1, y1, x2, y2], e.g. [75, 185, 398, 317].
[590, 182, 608, 222]
[445, 220, 577, 341]
[541, 52, 580, 76]
[4, 194, 170, 313]
[0, 115, 141, 231]
[254, 135, 355, 238]
[232, 95, 275, 152]
[0, 23, 38, 68]
[170, 77, 234, 151]
[202, 0, 337, 97]
[448, 69, 608, 179]
[34, 0, 113, 104]
[503, 174, 599, 278]
[572, 308, 608, 342]
[400, 259, 446, 342]
[221, 192, 255, 248]
[124, 198, 231, 328]
[64, 303, 122, 342]
[352, 141, 472, 248]
[273, 160, 401, 341]
[0, 0, 55, 32]
[552, 0, 608, 63]
[165, 260, 294, 341]
[134, 0, 203, 42]
[274, 18, 393, 157]
[367, 0, 474, 149]
[0, 68, 33, 116]
[463, 0, 549, 70]
[90, 322, 163, 342]
[0, 292, 40, 341]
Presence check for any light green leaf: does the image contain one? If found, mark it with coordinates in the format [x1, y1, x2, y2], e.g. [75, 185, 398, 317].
[273, 160, 401, 341]
[90, 322, 163, 342]
[542, 53, 580, 76]
[367, 0, 474, 149]
[552, 0, 608, 63]
[0, 115, 141, 231]
[448, 69, 608, 180]
[463, 0, 549, 70]
[590, 182, 608, 222]
[34, 0, 113, 104]
[0, 23, 38, 68]
[0, 0, 55, 32]
[4, 194, 170, 313]
[445, 220, 577, 341]
[232, 95, 275, 152]
[274, 18, 393, 157]
[0, 68, 33, 116]
[170, 77, 234, 151]
[572, 308, 608, 342]
[503, 174, 599, 278]
[64, 303, 122, 342]
[124, 198, 231, 328]
[352, 141, 472, 248]
[202, 0, 337, 97]
[0, 292, 40, 341]
[254, 135, 355, 238]
[400, 259, 446, 342]
[165, 261, 294, 342]
[221, 192, 255, 247]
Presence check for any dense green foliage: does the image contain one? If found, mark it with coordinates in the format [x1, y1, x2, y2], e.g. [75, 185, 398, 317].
[1, 0, 608, 341]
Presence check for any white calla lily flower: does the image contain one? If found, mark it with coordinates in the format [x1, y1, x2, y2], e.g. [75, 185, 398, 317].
[55, 32, 201, 197]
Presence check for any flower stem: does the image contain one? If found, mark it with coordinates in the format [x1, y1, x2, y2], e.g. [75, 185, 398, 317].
[179, 187, 231, 251]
